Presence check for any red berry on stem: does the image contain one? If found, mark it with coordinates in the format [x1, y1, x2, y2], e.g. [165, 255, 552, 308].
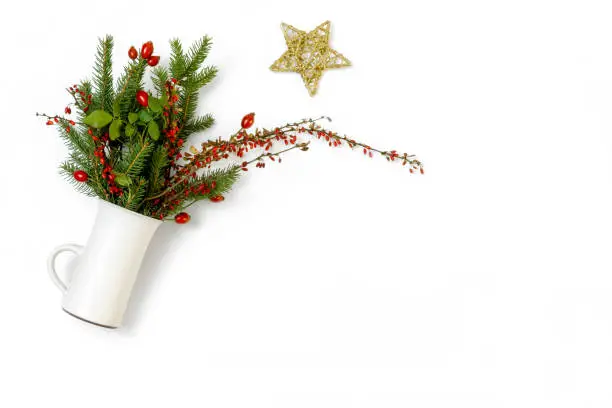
[128, 46, 138, 60]
[73, 170, 88, 182]
[147, 56, 160, 66]
[64, 107, 71, 114]
[46, 120, 53, 125]
[174, 212, 190, 224]
[210, 195, 225, 203]
[141, 41, 154, 59]
[136, 90, 149, 107]
[241, 113, 255, 129]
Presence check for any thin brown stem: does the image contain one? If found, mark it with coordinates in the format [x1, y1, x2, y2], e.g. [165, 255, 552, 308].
[36, 112, 83, 125]
[243, 143, 308, 166]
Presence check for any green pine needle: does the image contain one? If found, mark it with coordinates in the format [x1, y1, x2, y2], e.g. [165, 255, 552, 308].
[115, 142, 155, 177]
[182, 114, 215, 137]
[92, 35, 114, 113]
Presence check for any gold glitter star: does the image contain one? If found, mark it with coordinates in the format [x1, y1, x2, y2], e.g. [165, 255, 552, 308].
[270, 21, 351, 97]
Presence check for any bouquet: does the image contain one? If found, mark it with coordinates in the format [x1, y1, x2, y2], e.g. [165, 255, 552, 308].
[38, 36, 423, 223]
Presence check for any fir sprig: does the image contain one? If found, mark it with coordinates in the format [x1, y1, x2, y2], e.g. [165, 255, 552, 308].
[92, 35, 114, 113]
[115, 141, 155, 177]
[115, 59, 147, 119]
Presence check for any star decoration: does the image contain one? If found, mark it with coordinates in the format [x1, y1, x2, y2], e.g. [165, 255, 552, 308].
[270, 21, 351, 97]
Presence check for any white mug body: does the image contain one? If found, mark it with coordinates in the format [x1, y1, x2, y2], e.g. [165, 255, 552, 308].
[48, 200, 162, 328]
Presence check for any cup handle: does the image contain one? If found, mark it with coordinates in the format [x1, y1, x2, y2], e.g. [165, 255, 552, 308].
[47, 244, 84, 294]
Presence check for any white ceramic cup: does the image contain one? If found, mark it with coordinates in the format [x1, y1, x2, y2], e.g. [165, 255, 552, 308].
[47, 200, 162, 328]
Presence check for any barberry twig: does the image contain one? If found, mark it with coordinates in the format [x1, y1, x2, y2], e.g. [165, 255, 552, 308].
[241, 142, 310, 169]
[36, 112, 82, 126]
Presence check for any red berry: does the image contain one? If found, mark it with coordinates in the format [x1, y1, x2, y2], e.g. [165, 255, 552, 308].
[73, 170, 88, 182]
[141, 41, 154, 59]
[136, 90, 149, 107]
[241, 113, 255, 129]
[174, 212, 190, 224]
[128, 46, 138, 60]
[147, 56, 160, 66]
[46, 120, 53, 125]
[210, 195, 225, 203]
[64, 106, 71, 114]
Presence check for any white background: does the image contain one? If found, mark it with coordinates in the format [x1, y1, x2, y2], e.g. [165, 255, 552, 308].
[1, 0, 612, 406]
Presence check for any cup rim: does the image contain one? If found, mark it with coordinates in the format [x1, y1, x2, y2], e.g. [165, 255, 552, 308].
[97, 198, 164, 225]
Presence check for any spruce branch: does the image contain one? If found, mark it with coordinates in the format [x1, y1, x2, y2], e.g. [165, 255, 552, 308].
[151, 66, 169, 96]
[182, 114, 214, 137]
[120, 177, 147, 211]
[115, 58, 147, 118]
[183, 36, 212, 79]
[147, 146, 169, 194]
[92, 35, 114, 113]
[169, 38, 186, 80]
[115, 141, 154, 177]
[60, 162, 97, 197]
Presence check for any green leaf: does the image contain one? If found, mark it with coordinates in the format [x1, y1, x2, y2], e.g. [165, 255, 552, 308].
[125, 123, 135, 137]
[83, 110, 113, 129]
[113, 99, 120, 118]
[139, 110, 153, 123]
[128, 112, 138, 124]
[109, 119, 122, 141]
[148, 121, 160, 140]
[149, 97, 162, 113]
[160, 93, 168, 107]
[114, 173, 131, 187]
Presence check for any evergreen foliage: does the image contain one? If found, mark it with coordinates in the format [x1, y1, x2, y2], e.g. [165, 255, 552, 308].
[183, 166, 241, 201]
[199, 166, 241, 197]
[92, 35, 114, 113]
[115, 141, 155, 177]
[115, 59, 147, 118]
[60, 161, 97, 197]
[146, 146, 168, 197]
[182, 114, 215, 137]
[151, 66, 169, 96]
[44, 35, 239, 220]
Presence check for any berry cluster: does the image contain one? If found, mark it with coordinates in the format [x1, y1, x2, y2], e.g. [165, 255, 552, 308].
[69, 84, 93, 113]
[90, 129, 122, 196]
[149, 179, 218, 220]
[128, 41, 160, 67]
[161, 78, 183, 167]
